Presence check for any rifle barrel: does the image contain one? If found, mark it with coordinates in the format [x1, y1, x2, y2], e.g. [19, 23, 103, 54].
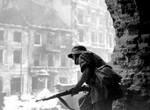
[36, 86, 89, 102]
[42, 90, 70, 101]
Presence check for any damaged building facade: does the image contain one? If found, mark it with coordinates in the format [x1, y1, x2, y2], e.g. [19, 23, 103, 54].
[72, 0, 115, 62]
[0, 0, 77, 96]
[0, 0, 115, 104]
[0, 0, 149, 110]
[0, 24, 29, 95]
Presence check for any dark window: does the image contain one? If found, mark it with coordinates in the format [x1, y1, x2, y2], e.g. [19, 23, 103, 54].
[48, 54, 54, 66]
[13, 50, 21, 64]
[33, 54, 40, 66]
[0, 30, 4, 41]
[47, 33, 54, 45]
[32, 77, 44, 92]
[34, 33, 41, 45]
[0, 50, 3, 64]
[14, 31, 22, 43]
[11, 77, 21, 95]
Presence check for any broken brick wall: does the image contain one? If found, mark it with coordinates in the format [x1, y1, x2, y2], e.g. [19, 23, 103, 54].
[105, 0, 150, 110]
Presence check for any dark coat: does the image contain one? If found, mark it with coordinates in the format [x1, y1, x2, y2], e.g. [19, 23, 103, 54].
[78, 51, 122, 104]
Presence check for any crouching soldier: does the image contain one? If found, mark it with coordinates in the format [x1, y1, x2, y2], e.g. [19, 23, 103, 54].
[68, 45, 123, 110]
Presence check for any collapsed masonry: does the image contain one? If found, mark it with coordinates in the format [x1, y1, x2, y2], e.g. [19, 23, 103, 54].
[105, 0, 150, 110]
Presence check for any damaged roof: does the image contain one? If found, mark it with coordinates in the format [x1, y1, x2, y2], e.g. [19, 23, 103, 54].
[0, 0, 70, 29]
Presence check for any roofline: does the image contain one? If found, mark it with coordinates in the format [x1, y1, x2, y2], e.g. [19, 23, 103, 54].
[0, 23, 74, 32]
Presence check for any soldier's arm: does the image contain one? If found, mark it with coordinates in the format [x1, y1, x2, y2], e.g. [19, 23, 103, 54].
[74, 53, 93, 89]
[74, 68, 90, 88]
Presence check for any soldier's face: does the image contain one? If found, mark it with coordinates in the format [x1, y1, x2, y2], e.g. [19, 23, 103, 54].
[72, 54, 80, 65]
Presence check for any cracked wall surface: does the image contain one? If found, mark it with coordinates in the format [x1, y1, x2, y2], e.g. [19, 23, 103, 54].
[105, 0, 150, 110]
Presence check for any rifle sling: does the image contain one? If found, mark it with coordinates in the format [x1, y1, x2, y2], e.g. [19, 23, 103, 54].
[58, 96, 75, 110]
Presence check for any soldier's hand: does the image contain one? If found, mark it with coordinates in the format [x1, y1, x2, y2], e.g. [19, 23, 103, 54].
[70, 88, 78, 96]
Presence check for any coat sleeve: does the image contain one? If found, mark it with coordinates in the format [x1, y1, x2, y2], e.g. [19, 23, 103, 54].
[74, 53, 94, 88]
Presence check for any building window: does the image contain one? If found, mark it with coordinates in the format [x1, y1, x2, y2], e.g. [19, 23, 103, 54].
[33, 54, 41, 66]
[77, 9, 84, 24]
[0, 50, 4, 64]
[47, 32, 60, 49]
[91, 14, 97, 25]
[61, 55, 67, 67]
[100, 14, 106, 27]
[47, 32, 55, 45]
[13, 31, 22, 43]
[11, 77, 21, 95]
[48, 54, 54, 66]
[34, 33, 41, 46]
[98, 31, 105, 46]
[54, 53, 60, 67]
[32, 77, 44, 93]
[91, 32, 97, 43]
[68, 58, 74, 67]
[0, 30, 4, 41]
[13, 50, 22, 64]
[78, 29, 84, 42]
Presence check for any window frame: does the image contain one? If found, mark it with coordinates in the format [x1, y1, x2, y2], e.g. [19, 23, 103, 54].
[91, 31, 98, 44]
[13, 49, 22, 64]
[10, 76, 21, 95]
[98, 31, 105, 46]
[33, 54, 41, 66]
[13, 31, 22, 43]
[78, 29, 85, 42]
[61, 54, 67, 67]
[34, 32, 42, 46]
[47, 53, 55, 67]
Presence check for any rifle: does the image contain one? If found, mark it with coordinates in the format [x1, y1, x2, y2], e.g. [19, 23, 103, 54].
[36, 86, 89, 102]
[36, 86, 89, 110]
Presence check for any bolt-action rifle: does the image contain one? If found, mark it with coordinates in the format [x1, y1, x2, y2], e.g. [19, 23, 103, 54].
[36, 86, 90, 110]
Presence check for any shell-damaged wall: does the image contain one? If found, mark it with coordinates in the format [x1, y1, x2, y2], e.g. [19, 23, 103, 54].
[105, 0, 150, 110]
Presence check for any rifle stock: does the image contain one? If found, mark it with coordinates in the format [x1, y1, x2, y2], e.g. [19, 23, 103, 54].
[36, 86, 89, 102]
